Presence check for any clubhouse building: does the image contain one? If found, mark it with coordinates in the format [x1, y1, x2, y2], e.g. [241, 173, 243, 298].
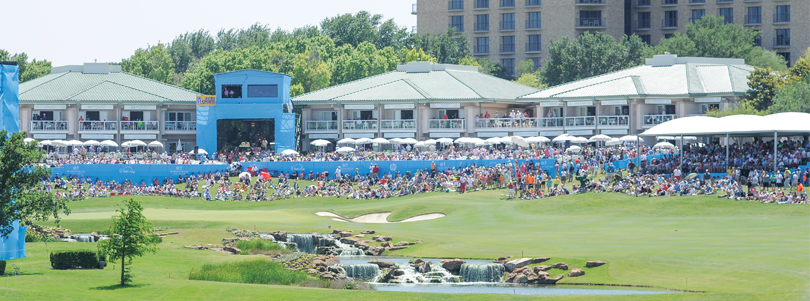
[17, 54, 755, 153]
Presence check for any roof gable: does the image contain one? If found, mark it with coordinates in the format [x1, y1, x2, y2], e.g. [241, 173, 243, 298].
[19, 71, 199, 103]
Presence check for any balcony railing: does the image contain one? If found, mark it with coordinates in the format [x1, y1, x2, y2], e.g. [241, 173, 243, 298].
[474, 44, 490, 54]
[636, 19, 651, 29]
[448, 0, 464, 10]
[643, 114, 676, 126]
[500, 20, 515, 30]
[474, 0, 489, 9]
[78, 121, 117, 131]
[305, 121, 338, 131]
[500, 0, 515, 7]
[773, 36, 790, 47]
[475, 117, 538, 129]
[689, 0, 705, 4]
[429, 119, 465, 129]
[539, 117, 564, 128]
[525, 19, 541, 29]
[164, 121, 197, 132]
[716, 0, 732, 2]
[597, 115, 630, 127]
[500, 43, 516, 53]
[636, 0, 651, 7]
[449, 23, 465, 32]
[575, 0, 606, 4]
[526, 42, 542, 52]
[31, 121, 68, 131]
[565, 116, 596, 127]
[526, 0, 541, 6]
[381, 120, 417, 130]
[121, 121, 159, 131]
[576, 17, 605, 28]
[474, 22, 489, 32]
[744, 14, 761, 25]
[662, 18, 678, 28]
[662, 0, 678, 5]
[773, 13, 790, 23]
[342, 120, 378, 131]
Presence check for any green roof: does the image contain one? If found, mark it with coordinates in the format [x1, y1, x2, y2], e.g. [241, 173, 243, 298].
[19, 69, 199, 103]
[293, 62, 539, 103]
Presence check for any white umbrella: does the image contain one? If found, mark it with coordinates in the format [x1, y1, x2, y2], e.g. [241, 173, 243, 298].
[127, 140, 147, 147]
[39, 140, 52, 146]
[177, 139, 183, 152]
[24, 138, 36, 144]
[336, 146, 355, 153]
[355, 138, 373, 144]
[120, 141, 132, 148]
[486, 137, 502, 144]
[337, 138, 356, 145]
[67, 140, 84, 146]
[454, 137, 470, 144]
[437, 138, 454, 145]
[498, 136, 513, 145]
[570, 137, 590, 144]
[656, 136, 675, 140]
[511, 136, 529, 148]
[189, 148, 208, 155]
[682, 136, 698, 141]
[619, 135, 639, 142]
[311, 139, 331, 147]
[389, 138, 403, 144]
[566, 145, 582, 153]
[525, 136, 544, 144]
[534, 136, 551, 143]
[100, 140, 118, 147]
[423, 139, 437, 144]
[280, 149, 299, 156]
[552, 134, 571, 142]
[148, 141, 164, 148]
[83, 140, 100, 146]
[239, 171, 251, 179]
[589, 134, 611, 142]
[51, 140, 68, 147]
[372, 138, 390, 144]
[605, 138, 622, 146]
[399, 138, 418, 144]
[653, 142, 676, 149]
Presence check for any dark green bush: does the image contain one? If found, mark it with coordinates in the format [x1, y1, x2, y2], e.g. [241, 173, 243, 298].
[0, 260, 5, 275]
[50, 251, 98, 269]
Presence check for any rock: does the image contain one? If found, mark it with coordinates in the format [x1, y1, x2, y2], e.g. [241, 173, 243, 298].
[270, 231, 287, 242]
[552, 262, 569, 270]
[372, 235, 381, 241]
[332, 229, 342, 234]
[412, 240, 423, 244]
[538, 274, 564, 284]
[340, 236, 359, 245]
[531, 257, 550, 264]
[317, 266, 327, 272]
[357, 242, 370, 251]
[389, 246, 408, 251]
[504, 258, 533, 272]
[354, 234, 365, 238]
[339, 231, 352, 237]
[417, 261, 432, 274]
[312, 260, 327, 267]
[395, 241, 409, 247]
[374, 236, 393, 242]
[585, 260, 606, 268]
[493, 256, 509, 264]
[184, 244, 207, 250]
[534, 265, 552, 273]
[368, 260, 397, 269]
[222, 246, 242, 255]
[411, 258, 425, 266]
[361, 230, 375, 234]
[509, 274, 528, 283]
[320, 272, 335, 280]
[306, 268, 319, 274]
[365, 246, 385, 256]
[90, 232, 100, 239]
[568, 268, 585, 277]
[381, 241, 393, 248]
[167, 231, 179, 235]
[440, 258, 466, 274]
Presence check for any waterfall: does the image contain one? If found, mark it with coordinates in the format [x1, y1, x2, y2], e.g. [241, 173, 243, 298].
[341, 264, 380, 281]
[460, 264, 505, 283]
[339, 248, 365, 256]
[287, 234, 335, 253]
[258, 233, 276, 242]
[73, 235, 94, 243]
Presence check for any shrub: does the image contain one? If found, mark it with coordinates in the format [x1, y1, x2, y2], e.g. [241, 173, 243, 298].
[50, 251, 98, 269]
[235, 239, 288, 255]
[0, 260, 5, 275]
[189, 259, 312, 286]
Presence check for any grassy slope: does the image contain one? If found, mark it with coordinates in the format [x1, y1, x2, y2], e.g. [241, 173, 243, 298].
[2, 189, 808, 300]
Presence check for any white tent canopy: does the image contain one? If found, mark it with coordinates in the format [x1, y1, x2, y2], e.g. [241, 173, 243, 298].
[399, 138, 418, 144]
[371, 138, 390, 144]
[311, 139, 332, 147]
[100, 140, 118, 147]
[337, 138, 356, 145]
[589, 134, 611, 142]
[280, 149, 299, 156]
[148, 141, 164, 148]
[640, 112, 810, 136]
[336, 146, 355, 153]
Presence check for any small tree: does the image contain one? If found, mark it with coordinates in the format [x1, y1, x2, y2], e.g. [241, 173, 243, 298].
[97, 199, 158, 286]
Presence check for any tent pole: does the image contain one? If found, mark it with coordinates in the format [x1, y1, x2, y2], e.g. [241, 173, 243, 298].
[636, 136, 640, 175]
[773, 131, 777, 173]
[726, 133, 730, 169]
[680, 135, 683, 167]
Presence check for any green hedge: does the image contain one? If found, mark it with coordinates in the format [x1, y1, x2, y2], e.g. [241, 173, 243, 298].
[50, 251, 98, 269]
[0, 260, 5, 275]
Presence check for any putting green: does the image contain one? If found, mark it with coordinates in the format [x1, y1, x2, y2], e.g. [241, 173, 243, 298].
[6, 189, 809, 300]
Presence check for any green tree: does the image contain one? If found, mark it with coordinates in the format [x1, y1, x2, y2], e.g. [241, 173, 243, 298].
[412, 29, 471, 64]
[649, 15, 787, 70]
[97, 199, 158, 286]
[0, 50, 52, 82]
[0, 131, 69, 238]
[476, 58, 511, 79]
[744, 67, 800, 111]
[320, 11, 382, 48]
[514, 72, 546, 89]
[767, 77, 810, 114]
[707, 102, 764, 117]
[121, 44, 175, 84]
[789, 48, 810, 79]
[404, 48, 437, 63]
[542, 32, 647, 86]
[216, 29, 238, 51]
[291, 51, 331, 94]
[458, 56, 482, 69]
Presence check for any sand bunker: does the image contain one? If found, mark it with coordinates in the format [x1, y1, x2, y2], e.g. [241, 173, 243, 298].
[315, 211, 446, 223]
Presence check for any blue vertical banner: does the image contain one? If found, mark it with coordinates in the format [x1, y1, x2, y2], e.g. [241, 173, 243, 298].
[0, 62, 24, 259]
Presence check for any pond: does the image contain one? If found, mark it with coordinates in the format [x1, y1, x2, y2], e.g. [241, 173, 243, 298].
[371, 283, 678, 296]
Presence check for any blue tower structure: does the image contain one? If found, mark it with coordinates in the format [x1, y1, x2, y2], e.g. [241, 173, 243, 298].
[0, 62, 26, 260]
[196, 70, 296, 156]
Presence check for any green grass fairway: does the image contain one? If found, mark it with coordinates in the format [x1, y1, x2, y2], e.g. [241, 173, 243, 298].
[2, 190, 808, 300]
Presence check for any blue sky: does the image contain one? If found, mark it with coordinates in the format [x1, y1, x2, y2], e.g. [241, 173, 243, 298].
[4, 0, 416, 66]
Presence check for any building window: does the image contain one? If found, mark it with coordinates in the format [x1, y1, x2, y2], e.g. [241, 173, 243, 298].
[247, 85, 278, 97]
[775, 5, 790, 23]
[475, 37, 490, 54]
[502, 58, 515, 76]
[450, 16, 464, 32]
[777, 52, 790, 66]
[529, 57, 541, 69]
[664, 11, 678, 28]
[719, 8, 733, 24]
[526, 34, 541, 52]
[222, 84, 242, 98]
[527, 12, 541, 29]
[691, 9, 705, 23]
[637, 12, 651, 29]
[501, 13, 515, 30]
[579, 10, 603, 27]
[475, 0, 489, 9]
[746, 6, 761, 24]
[526, 0, 541, 6]
[775, 29, 790, 47]
[501, 36, 515, 53]
[449, 0, 464, 10]
[166, 111, 192, 122]
[663, 0, 677, 5]
[664, 33, 674, 39]
[639, 34, 651, 45]
[500, 0, 515, 8]
[475, 14, 490, 31]
[753, 36, 761, 47]
[637, 0, 650, 6]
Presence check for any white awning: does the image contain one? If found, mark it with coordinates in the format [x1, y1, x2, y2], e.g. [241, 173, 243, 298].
[641, 113, 810, 136]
